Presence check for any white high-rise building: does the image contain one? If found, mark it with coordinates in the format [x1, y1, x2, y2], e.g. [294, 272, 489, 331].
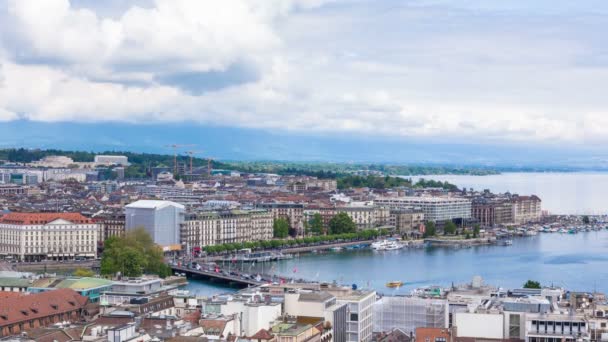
[125, 200, 185, 246]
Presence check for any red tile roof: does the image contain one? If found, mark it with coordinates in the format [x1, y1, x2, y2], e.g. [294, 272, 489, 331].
[250, 329, 275, 340]
[0, 212, 93, 225]
[0, 288, 88, 327]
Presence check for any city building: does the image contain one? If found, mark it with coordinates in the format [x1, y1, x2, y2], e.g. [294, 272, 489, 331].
[389, 209, 425, 236]
[257, 203, 304, 233]
[337, 206, 390, 230]
[373, 297, 448, 335]
[512, 195, 542, 225]
[125, 200, 185, 246]
[331, 289, 376, 342]
[374, 197, 472, 222]
[0, 212, 99, 261]
[94, 155, 129, 166]
[181, 209, 273, 250]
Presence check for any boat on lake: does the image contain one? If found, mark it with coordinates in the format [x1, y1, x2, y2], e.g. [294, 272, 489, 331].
[386, 281, 404, 288]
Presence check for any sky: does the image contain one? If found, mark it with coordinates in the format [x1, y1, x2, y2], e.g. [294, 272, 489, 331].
[0, 0, 607, 164]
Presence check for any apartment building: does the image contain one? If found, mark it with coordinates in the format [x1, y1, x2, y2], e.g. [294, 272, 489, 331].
[512, 195, 542, 224]
[0, 212, 99, 261]
[374, 197, 471, 222]
[257, 203, 304, 232]
[336, 207, 390, 230]
[181, 210, 273, 249]
[389, 209, 425, 236]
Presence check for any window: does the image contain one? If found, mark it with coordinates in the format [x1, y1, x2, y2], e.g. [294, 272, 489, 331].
[349, 313, 358, 321]
[435, 338, 446, 342]
[509, 314, 521, 338]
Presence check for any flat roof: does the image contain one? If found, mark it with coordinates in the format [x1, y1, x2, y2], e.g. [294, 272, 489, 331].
[126, 200, 185, 209]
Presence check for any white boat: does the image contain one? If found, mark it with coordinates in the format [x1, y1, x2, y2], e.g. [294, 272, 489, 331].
[501, 240, 513, 246]
[372, 240, 403, 251]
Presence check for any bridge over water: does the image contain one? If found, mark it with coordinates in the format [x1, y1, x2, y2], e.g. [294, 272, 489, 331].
[170, 265, 305, 287]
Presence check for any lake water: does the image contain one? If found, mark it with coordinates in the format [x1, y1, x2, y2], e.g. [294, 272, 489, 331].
[185, 230, 608, 296]
[411, 172, 608, 215]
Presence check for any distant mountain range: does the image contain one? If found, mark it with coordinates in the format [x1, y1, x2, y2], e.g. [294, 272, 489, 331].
[0, 120, 606, 171]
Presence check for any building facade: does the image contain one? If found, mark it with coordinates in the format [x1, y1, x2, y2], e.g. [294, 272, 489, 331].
[181, 210, 273, 250]
[125, 200, 185, 246]
[375, 197, 472, 222]
[0, 212, 99, 261]
[512, 195, 542, 225]
[257, 203, 304, 233]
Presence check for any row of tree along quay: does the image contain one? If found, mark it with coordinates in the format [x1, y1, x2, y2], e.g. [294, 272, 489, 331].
[203, 229, 386, 255]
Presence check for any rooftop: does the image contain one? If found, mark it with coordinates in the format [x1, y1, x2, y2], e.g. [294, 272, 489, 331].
[0, 212, 92, 225]
[126, 199, 185, 209]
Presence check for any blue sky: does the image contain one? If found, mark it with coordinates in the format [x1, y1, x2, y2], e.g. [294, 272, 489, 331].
[0, 0, 607, 163]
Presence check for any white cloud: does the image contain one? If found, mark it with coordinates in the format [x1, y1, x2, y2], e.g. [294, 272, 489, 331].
[1, 0, 608, 145]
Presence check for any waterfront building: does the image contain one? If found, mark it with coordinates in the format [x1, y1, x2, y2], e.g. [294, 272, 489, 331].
[181, 209, 273, 249]
[125, 200, 185, 246]
[0, 288, 88, 338]
[471, 198, 514, 227]
[337, 206, 391, 230]
[373, 297, 448, 335]
[257, 203, 304, 233]
[94, 155, 129, 166]
[512, 195, 542, 224]
[0, 212, 99, 261]
[388, 209, 425, 236]
[374, 197, 472, 222]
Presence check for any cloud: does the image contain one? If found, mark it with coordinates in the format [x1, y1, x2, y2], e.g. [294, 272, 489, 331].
[1, 0, 608, 146]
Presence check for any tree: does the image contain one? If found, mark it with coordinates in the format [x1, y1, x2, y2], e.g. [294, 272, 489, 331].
[74, 268, 95, 277]
[100, 227, 170, 278]
[310, 213, 324, 235]
[273, 218, 289, 238]
[523, 280, 541, 289]
[328, 212, 357, 234]
[582, 215, 590, 224]
[423, 221, 436, 238]
[444, 221, 457, 235]
[473, 224, 481, 238]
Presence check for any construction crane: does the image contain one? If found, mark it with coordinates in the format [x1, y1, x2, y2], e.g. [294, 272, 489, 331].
[185, 150, 203, 174]
[164, 144, 195, 175]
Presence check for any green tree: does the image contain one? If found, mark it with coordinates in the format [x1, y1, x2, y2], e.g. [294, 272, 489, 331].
[310, 213, 324, 235]
[100, 227, 170, 278]
[74, 268, 95, 277]
[328, 212, 357, 234]
[582, 215, 590, 224]
[443, 221, 457, 235]
[423, 221, 436, 238]
[473, 224, 481, 238]
[273, 218, 289, 238]
[523, 280, 541, 289]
